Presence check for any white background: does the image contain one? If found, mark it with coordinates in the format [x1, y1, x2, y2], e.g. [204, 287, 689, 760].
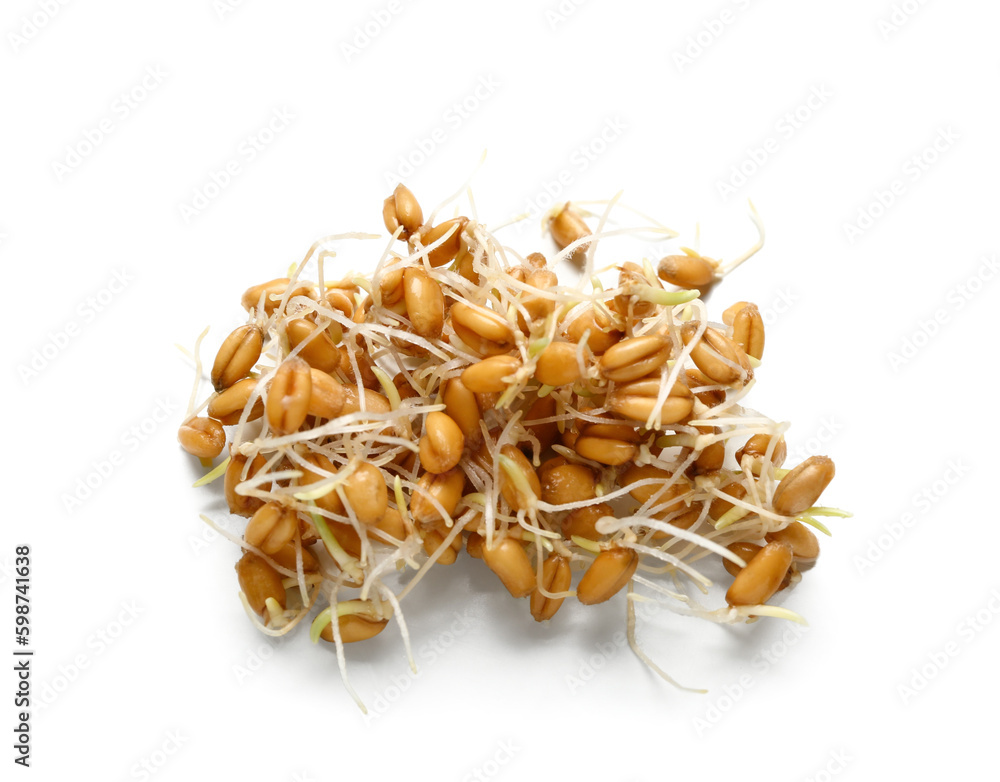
[4, 1, 998, 780]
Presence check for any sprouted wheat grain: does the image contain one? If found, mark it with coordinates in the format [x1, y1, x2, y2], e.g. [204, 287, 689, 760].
[179, 179, 847, 712]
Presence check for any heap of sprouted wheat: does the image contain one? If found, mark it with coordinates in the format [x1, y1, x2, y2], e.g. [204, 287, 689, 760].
[178, 177, 847, 711]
